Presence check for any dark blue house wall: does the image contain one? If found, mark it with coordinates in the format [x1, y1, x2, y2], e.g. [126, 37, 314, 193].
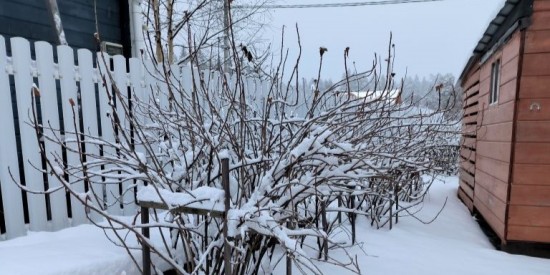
[0, 0, 131, 55]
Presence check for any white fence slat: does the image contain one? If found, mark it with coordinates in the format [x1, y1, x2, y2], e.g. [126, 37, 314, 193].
[113, 55, 136, 215]
[11, 37, 48, 231]
[129, 57, 145, 124]
[210, 71, 222, 109]
[142, 59, 156, 107]
[77, 48, 102, 222]
[180, 64, 193, 113]
[58, 45, 87, 226]
[129, 58, 146, 192]
[97, 52, 121, 215]
[0, 36, 26, 238]
[35, 41, 69, 230]
[113, 55, 129, 130]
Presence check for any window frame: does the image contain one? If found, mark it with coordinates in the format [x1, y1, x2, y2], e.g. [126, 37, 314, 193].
[489, 59, 501, 105]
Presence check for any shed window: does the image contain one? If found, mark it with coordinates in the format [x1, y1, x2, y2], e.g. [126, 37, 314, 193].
[489, 59, 500, 104]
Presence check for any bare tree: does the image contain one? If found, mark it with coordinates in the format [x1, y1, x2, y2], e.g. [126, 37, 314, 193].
[15, 2, 459, 274]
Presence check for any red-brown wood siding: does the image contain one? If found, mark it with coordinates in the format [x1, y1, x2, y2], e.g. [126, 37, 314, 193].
[463, 31, 522, 241]
[509, 1, 550, 243]
[459, 63, 480, 212]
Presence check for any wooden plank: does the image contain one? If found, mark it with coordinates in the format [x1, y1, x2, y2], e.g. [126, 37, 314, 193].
[476, 155, 510, 183]
[523, 52, 550, 76]
[516, 98, 550, 121]
[459, 166, 475, 187]
[502, 31, 521, 65]
[516, 121, 550, 142]
[514, 142, 550, 164]
[460, 168, 475, 187]
[462, 69, 480, 91]
[500, 55, 519, 86]
[459, 179, 474, 199]
[534, 1, 550, 12]
[519, 76, 550, 99]
[496, 79, 517, 105]
[462, 123, 478, 135]
[35, 41, 69, 231]
[530, 11, 550, 31]
[480, 101, 515, 125]
[11, 37, 48, 231]
[77, 48, 102, 222]
[0, 35, 26, 239]
[460, 148, 476, 162]
[474, 183, 508, 222]
[112, 55, 136, 216]
[460, 160, 475, 175]
[458, 187, 474, 212]
[479, 77, 490, 96]
[480, 58, 495, 83]
[507, 225, 550, 243]
[510, 185, 550, 207]
[474, 169, 509, 202]
[513, 164, 550, 185]
[463, 96, 479, 110]
[476, 122, 513, 142]
[464, 83, 480, 100]
[128, 57, 146, 194]
[525, 30, 550, 54]
[97, 52, 120, 215]
[508, 205, 550, 227]
[58, 44, 87, 226]
[463, 104, 479, 117]
[476, 141, 511, 162]
[474, 194, 506, 239]
[462, 115, 478, 125]
[461, 137, 476, 149]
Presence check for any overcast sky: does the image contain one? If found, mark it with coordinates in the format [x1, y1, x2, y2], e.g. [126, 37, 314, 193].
[262, 0, 505, 81]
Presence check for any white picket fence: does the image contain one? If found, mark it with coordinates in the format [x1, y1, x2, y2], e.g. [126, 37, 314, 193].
[0, 34, 321, 241]
[0, 35, 155, 240]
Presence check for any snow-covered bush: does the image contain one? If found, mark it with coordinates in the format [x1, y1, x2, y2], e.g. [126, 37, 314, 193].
[18, 3, 460, 274]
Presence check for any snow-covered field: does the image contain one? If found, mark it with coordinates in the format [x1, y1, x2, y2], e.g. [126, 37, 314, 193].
[1, 176, 549, 275]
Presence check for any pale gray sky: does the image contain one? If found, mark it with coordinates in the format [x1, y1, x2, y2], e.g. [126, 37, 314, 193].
[263, 0, 505, 81]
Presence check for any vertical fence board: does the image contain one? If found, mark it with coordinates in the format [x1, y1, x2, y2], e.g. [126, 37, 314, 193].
[0, 36, 26, 238]
[157, 64, 169, 112]
[142, 59, 160, 172]
[58, 45, 87, 226]
[11, 37, 48, 231]
[77, 49, 102, 221]
[97, 52, 121, 215]
[35, 41, 69, 230]
[129, 58, 146, 194]
[114, 55, 136, 215]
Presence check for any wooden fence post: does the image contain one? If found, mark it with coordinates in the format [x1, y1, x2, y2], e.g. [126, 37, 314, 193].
[222, 158, 231, 275]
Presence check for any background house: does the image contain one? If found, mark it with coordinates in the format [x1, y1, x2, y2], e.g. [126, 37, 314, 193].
[459, 0, 550, 256]
[0, 0, 136, 57]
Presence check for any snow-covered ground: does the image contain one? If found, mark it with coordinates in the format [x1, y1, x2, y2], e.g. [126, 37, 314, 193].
[1, 176, 549, 275]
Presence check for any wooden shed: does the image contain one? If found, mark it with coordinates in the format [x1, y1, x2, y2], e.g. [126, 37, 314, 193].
[458, 0, 550, 256]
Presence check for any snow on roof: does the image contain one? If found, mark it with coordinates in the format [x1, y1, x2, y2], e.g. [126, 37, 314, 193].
[348, 89, 401, 103]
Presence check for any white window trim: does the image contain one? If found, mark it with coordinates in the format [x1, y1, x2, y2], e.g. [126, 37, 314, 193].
[489, 59, 501, 105]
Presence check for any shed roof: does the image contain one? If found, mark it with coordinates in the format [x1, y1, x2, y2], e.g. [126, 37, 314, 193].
[458, 0, 533, 83]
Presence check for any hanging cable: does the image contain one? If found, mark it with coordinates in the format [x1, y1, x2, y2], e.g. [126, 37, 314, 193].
[233, 0, 446, 9]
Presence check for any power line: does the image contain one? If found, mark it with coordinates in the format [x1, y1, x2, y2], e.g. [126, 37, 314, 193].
[233, 0, 445, 9]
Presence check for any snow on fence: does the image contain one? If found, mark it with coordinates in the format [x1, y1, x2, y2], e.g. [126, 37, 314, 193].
[0, 35, 273, 241]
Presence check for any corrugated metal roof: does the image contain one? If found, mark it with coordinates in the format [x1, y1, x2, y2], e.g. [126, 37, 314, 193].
[473, 0, 521, 54]
[458, 0, 532, 83]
